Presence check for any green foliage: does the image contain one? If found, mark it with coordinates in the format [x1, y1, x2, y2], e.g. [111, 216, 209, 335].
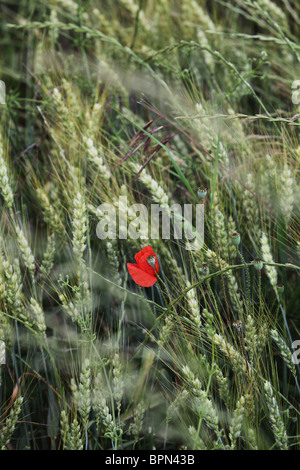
[0, 0, 299, 450]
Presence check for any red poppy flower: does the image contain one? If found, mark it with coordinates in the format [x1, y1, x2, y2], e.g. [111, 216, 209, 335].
[127, 246, 159, 287]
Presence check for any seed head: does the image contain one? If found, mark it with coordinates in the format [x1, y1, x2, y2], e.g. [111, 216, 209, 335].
[231, 231, 240, 246]
[252, 259, 263, 271]
[277, 284, 284, 294]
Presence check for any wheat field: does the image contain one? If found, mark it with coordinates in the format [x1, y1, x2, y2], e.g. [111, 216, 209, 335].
[0, 0, 300, 451]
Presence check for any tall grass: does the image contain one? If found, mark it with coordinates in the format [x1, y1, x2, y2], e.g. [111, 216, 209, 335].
[0, 0, 299, 450]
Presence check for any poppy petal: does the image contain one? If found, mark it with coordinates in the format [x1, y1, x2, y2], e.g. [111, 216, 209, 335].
[127, 263, 157, 287]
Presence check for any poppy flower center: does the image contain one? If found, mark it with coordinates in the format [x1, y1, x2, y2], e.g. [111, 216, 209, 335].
[147, 255, 156, 270]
